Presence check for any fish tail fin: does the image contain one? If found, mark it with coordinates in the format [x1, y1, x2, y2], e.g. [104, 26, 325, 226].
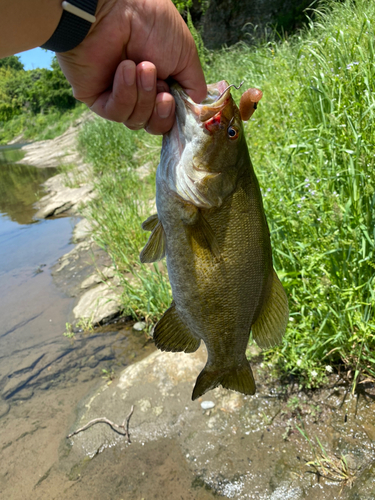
[192, 360, 256, 401]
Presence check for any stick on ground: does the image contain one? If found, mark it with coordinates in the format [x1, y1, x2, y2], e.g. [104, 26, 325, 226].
[67, 405, 134, 444]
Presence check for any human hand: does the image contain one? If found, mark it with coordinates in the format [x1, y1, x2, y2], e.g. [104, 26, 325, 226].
[57, 0, 207, 134]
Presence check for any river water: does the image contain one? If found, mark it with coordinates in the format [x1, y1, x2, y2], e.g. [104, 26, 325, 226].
[0, 150, 155, 499]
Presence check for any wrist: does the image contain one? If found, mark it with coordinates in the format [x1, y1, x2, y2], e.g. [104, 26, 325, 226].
[41, 0, 100, 52]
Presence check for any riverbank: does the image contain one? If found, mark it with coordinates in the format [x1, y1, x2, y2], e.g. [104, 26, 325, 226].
[0, 109, 374, 499]
[17, 112, 126, 328]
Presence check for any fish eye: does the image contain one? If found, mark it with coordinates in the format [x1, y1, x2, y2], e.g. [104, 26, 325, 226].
[227, 126, 239, 140]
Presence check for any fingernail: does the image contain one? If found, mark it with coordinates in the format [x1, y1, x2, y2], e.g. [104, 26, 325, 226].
[156, 99, 173, 119]
[141, 68, 155, 92]
[123, 61, 135, 87]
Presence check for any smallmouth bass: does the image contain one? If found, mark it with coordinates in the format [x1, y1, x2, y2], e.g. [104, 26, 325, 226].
[140, 81, 288, 400]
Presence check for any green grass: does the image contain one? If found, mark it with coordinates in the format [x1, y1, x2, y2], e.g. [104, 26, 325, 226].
[77, 120, 171, 324]
[78, 0, 375, 389]
[0, 103, 87, 145]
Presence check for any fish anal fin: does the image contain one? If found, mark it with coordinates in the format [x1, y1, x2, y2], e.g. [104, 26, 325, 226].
[142, 213, 159, 232]
[139, 221, 166, 263]
[192, 360, 256, 400]
[252, 269, 289, 349]
[154, 302, 200, 353]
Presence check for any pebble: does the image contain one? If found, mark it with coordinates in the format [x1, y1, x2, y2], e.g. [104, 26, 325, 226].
[132, 321, 147, 332]
[201, 400, 215, 410]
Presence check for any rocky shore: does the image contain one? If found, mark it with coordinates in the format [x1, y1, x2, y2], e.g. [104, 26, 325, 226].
[18, 117, 125, 329]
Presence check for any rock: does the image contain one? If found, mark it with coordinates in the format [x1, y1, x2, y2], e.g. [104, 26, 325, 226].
[17, 113, 93, 168]
[201, 400, 215, 410]
[80, 267, 116, 290]
[67, 346, 290, 498]
[35, 173, 95, 219]
[17, 126, 80, 168]
[73, 282, 122, 325]
[54, 241, 91, 273]
[72, 218, 93, 243]
[269, 483, 304, 500]
[132, 321, 147, 333]
[65, 343, 375, 499]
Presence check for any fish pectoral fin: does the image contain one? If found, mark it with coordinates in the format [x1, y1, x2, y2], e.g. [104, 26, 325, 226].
[192, 360, 256, 400]
[139, 220, 166, 263]
[251, 269, 289, 349]
[191, 211, 222, 260]
[153, 302, 200, 353]
[141, 213, 159, 231]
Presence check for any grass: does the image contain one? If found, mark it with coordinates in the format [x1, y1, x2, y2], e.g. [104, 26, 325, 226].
[78, 0, 375, 389]
[297, 426, 357, 489]
[77, 120, 171, 325]
[0, 103, 87, 145]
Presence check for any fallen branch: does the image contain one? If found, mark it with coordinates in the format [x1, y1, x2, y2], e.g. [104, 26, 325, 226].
[67, 405, 134, 444]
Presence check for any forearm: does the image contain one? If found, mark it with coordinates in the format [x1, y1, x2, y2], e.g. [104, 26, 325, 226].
[0, 0, 62, 57]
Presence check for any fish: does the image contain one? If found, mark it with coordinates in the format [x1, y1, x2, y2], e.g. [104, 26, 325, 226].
[140, 80, 289, 400]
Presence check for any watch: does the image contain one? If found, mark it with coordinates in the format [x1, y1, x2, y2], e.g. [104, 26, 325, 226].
[41, 0, 98, 53]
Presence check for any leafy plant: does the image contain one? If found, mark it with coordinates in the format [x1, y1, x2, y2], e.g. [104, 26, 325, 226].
[64, 322, 75, 340]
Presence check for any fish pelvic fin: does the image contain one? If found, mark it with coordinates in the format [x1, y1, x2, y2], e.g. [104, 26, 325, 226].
[139, 216, 166, 263]
[251, 269, 289, 349]
[192, 360, 256, 401]
[141, 213, 159, 231]
[153, 302, 200, 353]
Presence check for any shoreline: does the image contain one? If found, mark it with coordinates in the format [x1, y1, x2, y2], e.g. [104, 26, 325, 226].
[16, 112, 125, 329]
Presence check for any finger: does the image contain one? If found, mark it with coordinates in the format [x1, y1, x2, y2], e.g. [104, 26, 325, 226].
[156, 79, 170, 94]
[89, 60, 137, 122]
[172, 38, 207, 104]
[145, 92, 175, 135]
[125, 62, 157, 130]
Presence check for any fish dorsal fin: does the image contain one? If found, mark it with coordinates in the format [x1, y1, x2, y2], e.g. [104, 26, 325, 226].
[139, 219, 166, 263]
[153, 302, 200, 353]
[191, 211, 222, 260]
[142, 213, 159, 231]
[251, 269, 289, 349]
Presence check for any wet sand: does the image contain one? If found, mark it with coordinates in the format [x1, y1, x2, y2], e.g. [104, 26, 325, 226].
[0, 325, 158, 500]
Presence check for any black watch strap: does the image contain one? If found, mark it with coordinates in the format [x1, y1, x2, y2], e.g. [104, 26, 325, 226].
[41, 0, 98, 53]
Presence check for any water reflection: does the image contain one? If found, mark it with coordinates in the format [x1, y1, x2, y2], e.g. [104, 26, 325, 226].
[0, 144, 26, 164]
[0, 162, 57, 224]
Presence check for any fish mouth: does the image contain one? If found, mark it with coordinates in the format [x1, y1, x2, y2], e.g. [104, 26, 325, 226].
[170, 80, 236, 123]
[167, 80, 238, 158]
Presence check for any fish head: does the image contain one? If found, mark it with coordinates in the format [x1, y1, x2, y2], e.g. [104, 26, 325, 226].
[158, 81, 251, 209]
